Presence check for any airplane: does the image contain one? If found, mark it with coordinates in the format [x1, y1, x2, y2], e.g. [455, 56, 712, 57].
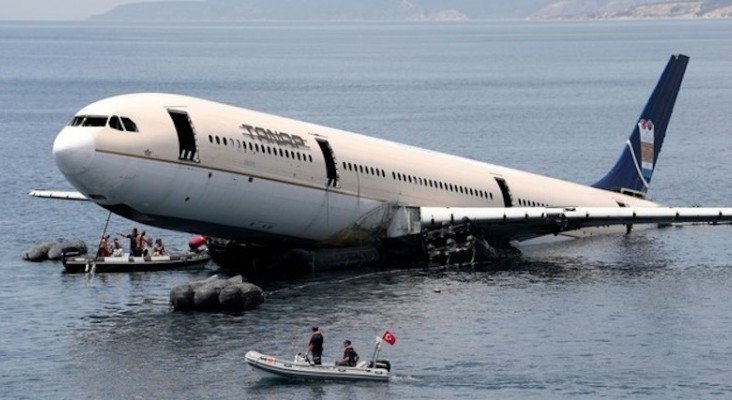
[33, 54, 732, 275]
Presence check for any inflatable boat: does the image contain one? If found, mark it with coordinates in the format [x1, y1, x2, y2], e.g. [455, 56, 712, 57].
[244, 351, 390, 382]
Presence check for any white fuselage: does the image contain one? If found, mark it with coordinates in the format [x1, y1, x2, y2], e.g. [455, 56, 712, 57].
[53, 93, 657, 246]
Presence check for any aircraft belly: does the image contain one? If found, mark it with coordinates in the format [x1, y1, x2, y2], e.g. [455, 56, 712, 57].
[88, 153, 383, 242]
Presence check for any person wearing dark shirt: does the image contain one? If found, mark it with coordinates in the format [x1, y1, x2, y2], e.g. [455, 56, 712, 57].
[336, 340, 359, 367]
[307, 326, 324, 365]
[120, 228, 140, 256]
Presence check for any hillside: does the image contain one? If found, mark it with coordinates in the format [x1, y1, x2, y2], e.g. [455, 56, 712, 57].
[530, 0, 732, 20]
[90, 0, 732, 22]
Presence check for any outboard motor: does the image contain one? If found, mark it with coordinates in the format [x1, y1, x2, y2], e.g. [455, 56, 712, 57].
[368, 360, 391, 371]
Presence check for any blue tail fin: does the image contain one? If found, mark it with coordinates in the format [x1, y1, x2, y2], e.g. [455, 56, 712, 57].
[592, 54, 689, 197]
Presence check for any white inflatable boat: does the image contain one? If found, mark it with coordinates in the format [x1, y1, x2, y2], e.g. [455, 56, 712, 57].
[244, 351, 390, 382]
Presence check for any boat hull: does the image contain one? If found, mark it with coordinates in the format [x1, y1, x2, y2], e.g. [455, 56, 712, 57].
[244, 351, 389, 382]
[62, 252, 210, 273]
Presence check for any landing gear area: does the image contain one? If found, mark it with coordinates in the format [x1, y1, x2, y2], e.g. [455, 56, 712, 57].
[422, 218, 518, 267]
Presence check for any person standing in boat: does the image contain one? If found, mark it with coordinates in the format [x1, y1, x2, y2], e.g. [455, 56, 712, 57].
[137, 231, 149, 256]
[336, 340, 359, 367]
[97, 234, 111, 258]
[307, 326, 324, 365]
[121, 228, 140, 256]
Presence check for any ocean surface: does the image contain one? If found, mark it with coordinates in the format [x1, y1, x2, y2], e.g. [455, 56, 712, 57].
[2, 20, 732, 399]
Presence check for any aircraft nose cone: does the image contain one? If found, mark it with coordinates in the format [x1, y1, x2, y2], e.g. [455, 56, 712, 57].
[53, 128, 95, 176]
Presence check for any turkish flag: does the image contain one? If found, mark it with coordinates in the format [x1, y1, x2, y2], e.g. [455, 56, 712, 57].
[382, 330, 396, 345]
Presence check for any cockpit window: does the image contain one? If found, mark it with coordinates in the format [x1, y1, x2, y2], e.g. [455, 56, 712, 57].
[69, 116, 84, 126]
[67, 114, 139, 132]
[121, 117, 138, 132]
[109, 116, 124, 131]
[81, 116, 108, 127]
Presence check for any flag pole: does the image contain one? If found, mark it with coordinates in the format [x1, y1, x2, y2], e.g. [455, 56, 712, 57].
[370, 337, 382, 367]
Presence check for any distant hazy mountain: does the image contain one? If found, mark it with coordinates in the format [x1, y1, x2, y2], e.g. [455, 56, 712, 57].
[90, 0, 558, 22]
[530, 0, 732, 20]
[90, 0, 732, 22]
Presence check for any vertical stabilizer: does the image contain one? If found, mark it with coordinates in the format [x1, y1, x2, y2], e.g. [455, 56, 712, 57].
[592, 54, 688, 196]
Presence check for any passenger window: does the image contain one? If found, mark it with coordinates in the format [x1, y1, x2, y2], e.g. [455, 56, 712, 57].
[216, 136, 220, 144]
[109, 116, 124, 131]
[120, 117, 138, 132]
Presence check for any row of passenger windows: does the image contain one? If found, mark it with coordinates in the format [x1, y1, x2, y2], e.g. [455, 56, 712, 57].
[518, 198, 549, 207]
[342, 161, 493, 200]
[342, 162, 386, 178]
[68, 115, 138, 132]
[392, 170, 494, 200]
[208, 134, 314, 163]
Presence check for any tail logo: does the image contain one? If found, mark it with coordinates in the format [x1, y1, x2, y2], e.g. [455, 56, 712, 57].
[639, 118, 654, 180]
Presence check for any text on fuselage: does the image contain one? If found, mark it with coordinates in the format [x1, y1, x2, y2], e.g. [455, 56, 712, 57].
[239, 124, 310, 150]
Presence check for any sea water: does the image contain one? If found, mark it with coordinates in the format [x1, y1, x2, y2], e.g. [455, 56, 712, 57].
[1, 20, 732, 399]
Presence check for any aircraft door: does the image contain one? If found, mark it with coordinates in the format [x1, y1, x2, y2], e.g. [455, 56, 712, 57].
[315, 138, 339, 188]
[167, 109, 199, 162]
[494, 177, 513, 207]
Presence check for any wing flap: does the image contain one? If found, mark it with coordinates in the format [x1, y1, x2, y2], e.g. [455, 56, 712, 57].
[28, 190, 88, 201]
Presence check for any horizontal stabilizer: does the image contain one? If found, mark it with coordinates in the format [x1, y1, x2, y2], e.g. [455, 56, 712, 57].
[29, 190, 88, 201]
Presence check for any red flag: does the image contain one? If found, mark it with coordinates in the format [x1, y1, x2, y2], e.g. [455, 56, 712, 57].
[382, 330, 396, 346]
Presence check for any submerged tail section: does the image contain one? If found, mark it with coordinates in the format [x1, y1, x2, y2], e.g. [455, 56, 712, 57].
[592, 54, 689, 197]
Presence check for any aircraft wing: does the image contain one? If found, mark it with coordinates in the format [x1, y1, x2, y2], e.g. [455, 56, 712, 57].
[420, 206, 732, 242]
[28, 189, 88, 201]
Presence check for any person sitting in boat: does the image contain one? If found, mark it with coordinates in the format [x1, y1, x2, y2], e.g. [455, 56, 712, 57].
[336, 340, 359, 367]
[307, 326, 324, 365]
[97, 234, 111, 258]
[152, 238, 166, 256]
[111, 238, 123, 257]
